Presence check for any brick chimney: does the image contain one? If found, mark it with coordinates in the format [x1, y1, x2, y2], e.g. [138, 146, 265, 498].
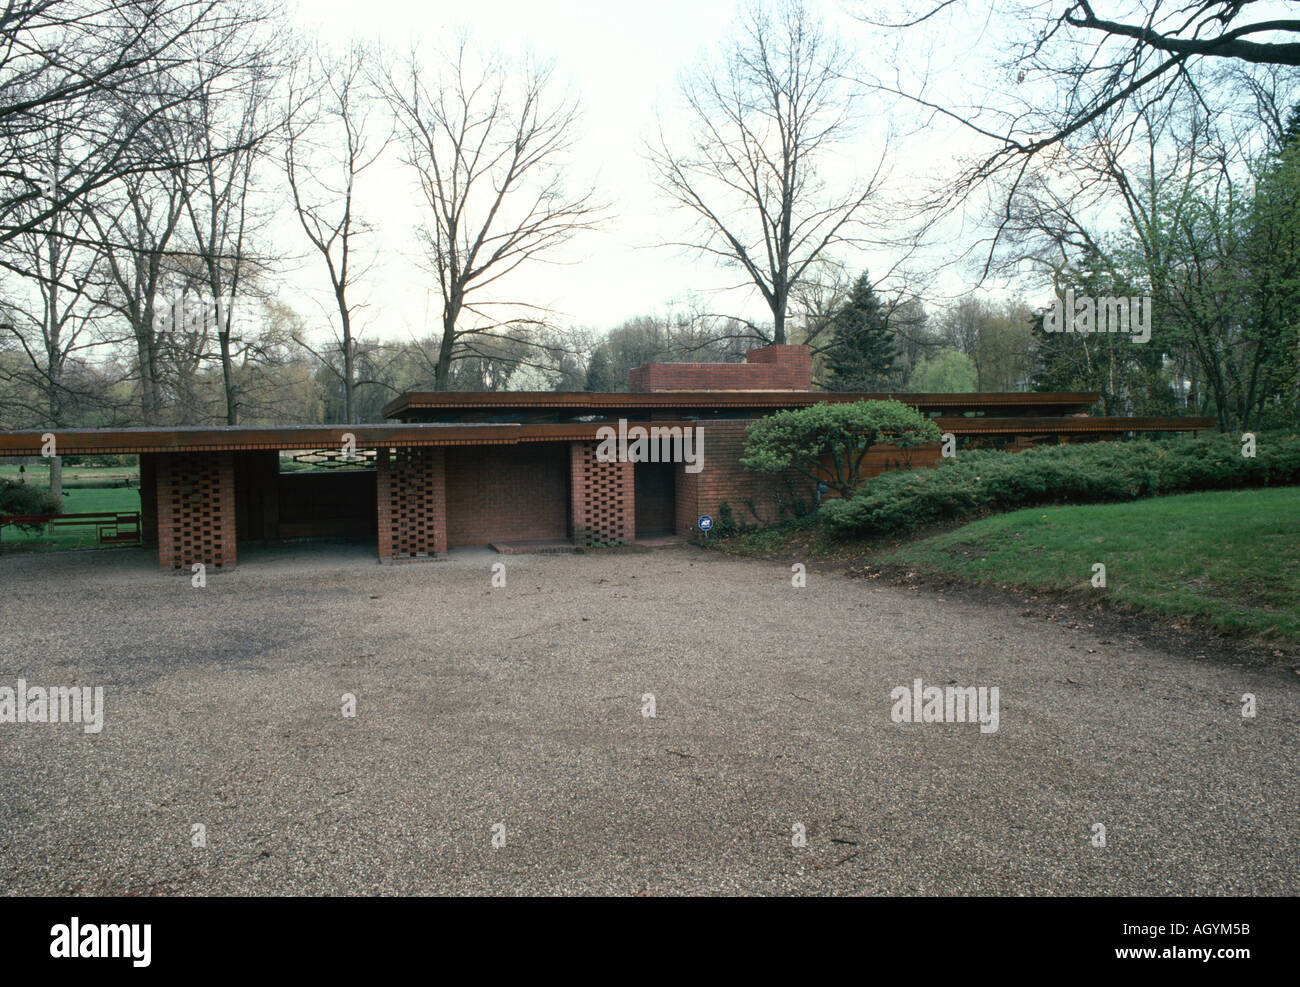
[628, 343, 812, 392]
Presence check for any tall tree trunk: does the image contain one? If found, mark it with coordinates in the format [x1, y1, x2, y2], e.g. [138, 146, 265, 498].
[435, 302, 459, 391]
[221, 335, 237, 425]
[341, 318, 355, 424]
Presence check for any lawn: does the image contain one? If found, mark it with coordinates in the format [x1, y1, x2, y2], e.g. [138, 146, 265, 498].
[880, 486, 1300, 641]
[0, 470, 141, 551]
[0, 462, 138, 487]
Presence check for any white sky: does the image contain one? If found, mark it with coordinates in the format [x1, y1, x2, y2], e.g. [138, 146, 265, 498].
[274, 0, 1289, 348]
[275, 0, 986, 348]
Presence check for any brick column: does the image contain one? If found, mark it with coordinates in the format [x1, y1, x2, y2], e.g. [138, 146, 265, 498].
[675, 463, 698, 537]
[376, 446, 447, 562]
[569, 441, 634, 546]
[155, 451, 237, 570]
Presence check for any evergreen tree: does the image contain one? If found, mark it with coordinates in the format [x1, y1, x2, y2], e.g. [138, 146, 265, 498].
[584, 346, 618, 392]
[1282, 102, 1300, 150]
[823, 271, 897, 391]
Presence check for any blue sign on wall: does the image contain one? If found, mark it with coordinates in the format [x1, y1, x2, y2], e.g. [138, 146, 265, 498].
[698, 515, 714, 532]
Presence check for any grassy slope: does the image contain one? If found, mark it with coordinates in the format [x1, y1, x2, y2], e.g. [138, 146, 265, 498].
[879, 487, 1300, 641]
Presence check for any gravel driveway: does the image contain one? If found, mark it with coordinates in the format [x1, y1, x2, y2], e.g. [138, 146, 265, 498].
[1, 543, 1295, 895]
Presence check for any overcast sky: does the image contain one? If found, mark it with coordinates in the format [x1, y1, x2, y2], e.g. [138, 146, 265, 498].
[274, 0, 1000, 347]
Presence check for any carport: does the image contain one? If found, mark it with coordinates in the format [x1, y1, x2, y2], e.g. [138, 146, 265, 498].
[0, 422, 640, 570]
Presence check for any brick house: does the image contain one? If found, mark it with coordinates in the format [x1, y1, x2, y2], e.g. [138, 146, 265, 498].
[0, 345, 1212, 570]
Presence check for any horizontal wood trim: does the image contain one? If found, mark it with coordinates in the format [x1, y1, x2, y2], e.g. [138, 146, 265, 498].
[385, 389, 1101, 418]
[0, 412, 1214, 456]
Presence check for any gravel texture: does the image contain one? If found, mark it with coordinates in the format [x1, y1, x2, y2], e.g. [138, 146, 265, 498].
[0, 542, 1295, 895]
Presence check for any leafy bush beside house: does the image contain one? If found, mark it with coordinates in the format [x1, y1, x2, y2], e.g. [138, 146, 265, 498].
[740, 400, 942, 497]
[820, 431, 1300, 539]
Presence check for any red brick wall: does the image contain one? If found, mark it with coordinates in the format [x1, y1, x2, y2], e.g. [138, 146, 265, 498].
[444, 444, 568, 547]
[677, 420, 941, 530]
[569, 441, 634, 546]
[744, 343, 812, 386]
[813, 443, 943, 494]
[629, 344, 812, 392]
[376, 447, 447, 562]
[155, 451, 237, 570]
[675, 460, 698, 537]
[680, 420, 807, 529]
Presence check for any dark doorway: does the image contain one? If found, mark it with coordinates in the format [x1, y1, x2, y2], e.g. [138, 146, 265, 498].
[233, 451, 377, 544]
[276, 469, 377, 540]
[634, 461, 676, 538]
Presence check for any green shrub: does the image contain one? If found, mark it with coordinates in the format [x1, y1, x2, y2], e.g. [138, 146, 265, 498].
[709, 502, 752, 538]
[63, 454, 135, 468]
[0, 479, 62, 530]
[741, 400, 942, 496]
[820, 431, 1300, 538]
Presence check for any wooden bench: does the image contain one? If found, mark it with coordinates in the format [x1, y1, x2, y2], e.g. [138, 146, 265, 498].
[0, 511, 142, 546]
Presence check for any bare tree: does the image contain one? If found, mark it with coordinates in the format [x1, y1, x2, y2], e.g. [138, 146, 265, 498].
[90, 163, 187, 424]
[379, 41, 600, 390]
[0, 0, 272, 248]
[788, 257, 851, 350]
[651, 0, 888, 344]
[0, 115, 109, 494]
[171, 23, 283, 425]
[284, 41, 390, 423]
[855, 1, 1300, 269]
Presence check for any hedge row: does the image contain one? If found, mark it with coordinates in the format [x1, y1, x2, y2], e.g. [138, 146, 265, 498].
[819, 431, 1300, 538]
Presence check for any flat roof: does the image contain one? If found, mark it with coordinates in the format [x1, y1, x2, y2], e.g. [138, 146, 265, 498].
[0, 414, 1215, 456]
[382, 390, 1103, 418]
[937, 415, 1215, 435]
[0, 423, 527, 455]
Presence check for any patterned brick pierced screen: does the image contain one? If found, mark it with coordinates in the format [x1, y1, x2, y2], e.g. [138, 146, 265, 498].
[155, 451, 236, 570]
[376, 447, 447, 562]
[569, 441, 634, 546]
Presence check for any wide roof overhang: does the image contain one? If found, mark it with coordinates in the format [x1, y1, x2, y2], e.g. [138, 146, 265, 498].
[382, 389, 1104, 418]
[0, 414, 1215, 456]
[0, 422, 540, 455]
